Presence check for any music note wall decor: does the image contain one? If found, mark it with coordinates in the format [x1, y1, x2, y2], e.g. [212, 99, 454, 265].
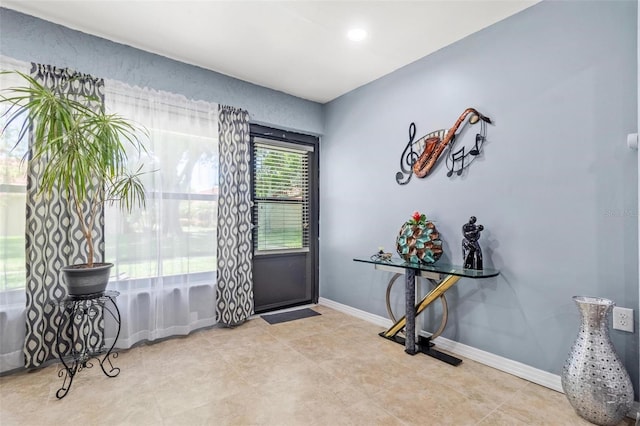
[395, 108, 493, 185]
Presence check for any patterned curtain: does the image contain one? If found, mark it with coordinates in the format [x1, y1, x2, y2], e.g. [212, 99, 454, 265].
[216, 105, 253, 326]
[23, 64, 105, 368]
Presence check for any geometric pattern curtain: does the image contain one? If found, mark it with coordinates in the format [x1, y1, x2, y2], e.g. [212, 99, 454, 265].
[23, 63, 105, 368]
[216, 105, 253, 326]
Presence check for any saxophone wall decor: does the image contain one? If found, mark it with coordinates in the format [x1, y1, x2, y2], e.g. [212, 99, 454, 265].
[396, 108, 492, 185]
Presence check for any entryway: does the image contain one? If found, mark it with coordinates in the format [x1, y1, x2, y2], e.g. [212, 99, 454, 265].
[250, 124, 319, 313]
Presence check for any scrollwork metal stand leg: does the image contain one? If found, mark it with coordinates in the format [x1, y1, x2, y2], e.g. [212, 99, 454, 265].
[55, 302, 79, 399]
[98, 296, 121, 378]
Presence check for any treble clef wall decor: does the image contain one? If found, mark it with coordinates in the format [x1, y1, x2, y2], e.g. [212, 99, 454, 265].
[395, 107, 493, 185]
[395, 123, 419, 185]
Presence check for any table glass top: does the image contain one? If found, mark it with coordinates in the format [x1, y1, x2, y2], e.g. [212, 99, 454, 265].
[353, 256, 500, 278]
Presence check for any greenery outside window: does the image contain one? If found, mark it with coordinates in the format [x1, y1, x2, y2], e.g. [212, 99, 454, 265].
[104, 82, 218, 288]
[253, 140, 311, 253]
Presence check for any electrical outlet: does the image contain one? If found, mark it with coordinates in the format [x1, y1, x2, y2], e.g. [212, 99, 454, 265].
[612, 307, 634, 332]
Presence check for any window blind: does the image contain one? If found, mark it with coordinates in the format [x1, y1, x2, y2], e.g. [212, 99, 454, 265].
[253, 142, 310, 252]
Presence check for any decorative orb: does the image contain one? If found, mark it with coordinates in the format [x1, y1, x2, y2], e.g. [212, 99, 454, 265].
[396, 221, 443, 264]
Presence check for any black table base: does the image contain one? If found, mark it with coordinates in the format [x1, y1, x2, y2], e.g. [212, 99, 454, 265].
[378, 332, 462, 366]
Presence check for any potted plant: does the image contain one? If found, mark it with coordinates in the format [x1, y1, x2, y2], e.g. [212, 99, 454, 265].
[0, 71, 148, 295]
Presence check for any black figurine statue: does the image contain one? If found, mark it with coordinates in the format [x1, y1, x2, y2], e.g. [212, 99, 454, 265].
[462, 216, 483, 270]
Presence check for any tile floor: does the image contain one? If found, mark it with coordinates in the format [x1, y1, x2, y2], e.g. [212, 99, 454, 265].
[0, 304, 634, 425]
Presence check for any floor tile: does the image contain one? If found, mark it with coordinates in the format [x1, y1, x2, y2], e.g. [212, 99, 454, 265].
[1, 304, 625, 426]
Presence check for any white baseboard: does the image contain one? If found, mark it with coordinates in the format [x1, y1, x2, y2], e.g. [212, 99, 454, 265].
[318, 296, 639, 419]
[432, 334, 563, 393]
[319, 297, 392, 329]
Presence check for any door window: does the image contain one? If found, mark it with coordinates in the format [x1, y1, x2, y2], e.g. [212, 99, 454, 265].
[253, 140, 312, 253]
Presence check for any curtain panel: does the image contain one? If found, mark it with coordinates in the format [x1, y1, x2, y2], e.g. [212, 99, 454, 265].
[23, 64, 106, 368]
[104, 80, 219, 347]
[216, 105, 253, 326]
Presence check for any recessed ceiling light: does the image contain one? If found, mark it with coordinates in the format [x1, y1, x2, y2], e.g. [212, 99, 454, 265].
[347, 28, 367, 42]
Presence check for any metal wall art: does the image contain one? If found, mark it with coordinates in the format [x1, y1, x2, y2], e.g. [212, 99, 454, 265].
[396, 107, 492, 185]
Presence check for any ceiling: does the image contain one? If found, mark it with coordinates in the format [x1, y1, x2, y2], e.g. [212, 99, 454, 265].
[2, 1, 539, 103]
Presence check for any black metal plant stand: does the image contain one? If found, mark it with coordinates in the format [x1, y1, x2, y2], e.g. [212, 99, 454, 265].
[52, 290, 121, 399]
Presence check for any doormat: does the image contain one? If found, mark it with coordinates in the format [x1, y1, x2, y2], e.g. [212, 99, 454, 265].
[261, 308, 321, 325]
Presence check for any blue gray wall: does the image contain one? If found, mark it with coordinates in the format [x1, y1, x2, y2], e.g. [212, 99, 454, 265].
[0, 8, 323, 135]
[321, 0, 639, 393]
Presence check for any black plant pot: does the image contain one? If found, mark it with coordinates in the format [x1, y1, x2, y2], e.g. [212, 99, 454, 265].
[61, 263, 113, 296]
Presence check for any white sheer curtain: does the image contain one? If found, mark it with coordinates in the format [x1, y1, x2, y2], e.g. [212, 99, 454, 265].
[104, 80, 218, 348]
[0, 56, 29, 373]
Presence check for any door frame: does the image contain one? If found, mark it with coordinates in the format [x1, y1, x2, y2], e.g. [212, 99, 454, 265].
[250, 124, 320, 311]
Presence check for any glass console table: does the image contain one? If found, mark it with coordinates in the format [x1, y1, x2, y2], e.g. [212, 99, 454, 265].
[354, 257, 499, 365]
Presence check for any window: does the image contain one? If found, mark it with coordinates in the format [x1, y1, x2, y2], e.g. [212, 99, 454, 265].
[107, 130, 218, 281]
[0, 66, 27, 294]
[253, 140, 311, 252]
[104, 82, 218, 287]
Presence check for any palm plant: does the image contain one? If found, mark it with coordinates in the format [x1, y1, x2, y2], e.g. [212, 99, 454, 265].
[0, 71, 148, 269]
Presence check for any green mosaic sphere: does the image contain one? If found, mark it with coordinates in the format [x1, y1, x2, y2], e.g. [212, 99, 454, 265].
[396, 221, 443, 264]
